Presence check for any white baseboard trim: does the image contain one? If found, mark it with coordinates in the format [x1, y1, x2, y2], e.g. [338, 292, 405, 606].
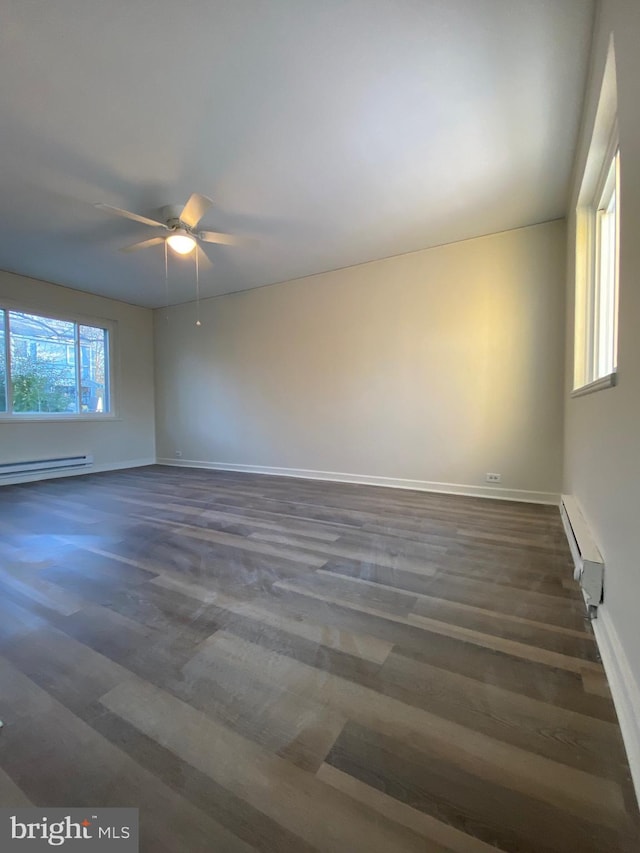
[156, 458, 560, 505]
[0, 457, 156, 487]
[591, 606, 640, 808]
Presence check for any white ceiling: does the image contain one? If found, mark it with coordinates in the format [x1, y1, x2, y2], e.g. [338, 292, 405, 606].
[0, 0, 594, 308]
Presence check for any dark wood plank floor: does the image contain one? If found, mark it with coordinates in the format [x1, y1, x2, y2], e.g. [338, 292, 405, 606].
[0, 465, 638, 852]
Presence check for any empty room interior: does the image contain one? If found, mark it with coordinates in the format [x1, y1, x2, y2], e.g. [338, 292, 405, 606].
[1, 1, 639, 851]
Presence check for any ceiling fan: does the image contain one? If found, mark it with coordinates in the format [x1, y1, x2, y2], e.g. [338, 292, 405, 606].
[94, 192, 252, 259]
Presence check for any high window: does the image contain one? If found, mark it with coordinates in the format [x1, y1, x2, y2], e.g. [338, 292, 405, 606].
[0, 308, 111, 417]
[592, 149, 619, 380]
[573, 37, 619, 395]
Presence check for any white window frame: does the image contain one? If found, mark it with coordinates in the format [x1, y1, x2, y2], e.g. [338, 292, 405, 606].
[0, 301, 117, 421]
[595, 149, 620, 374]
[572, 37, 619, 397]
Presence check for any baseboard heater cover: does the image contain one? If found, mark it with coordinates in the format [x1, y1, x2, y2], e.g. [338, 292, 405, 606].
[560, 494, 604, 617]
[0, 454, 94, 478]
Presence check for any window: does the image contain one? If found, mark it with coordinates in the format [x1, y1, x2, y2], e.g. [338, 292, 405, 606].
[573, 37, 619, 395]
[593, 150, 619, 380]
[0, 308, 111, 417]
[576, 146, 620, 389]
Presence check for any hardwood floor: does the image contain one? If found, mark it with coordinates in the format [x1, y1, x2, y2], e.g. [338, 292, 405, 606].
[0, 465, 638, 852]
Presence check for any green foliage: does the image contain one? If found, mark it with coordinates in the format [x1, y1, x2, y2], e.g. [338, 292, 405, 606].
[11, 359, 74, 413]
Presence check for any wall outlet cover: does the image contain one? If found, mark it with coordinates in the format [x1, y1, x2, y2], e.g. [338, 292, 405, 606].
[486, 472, 501, 483]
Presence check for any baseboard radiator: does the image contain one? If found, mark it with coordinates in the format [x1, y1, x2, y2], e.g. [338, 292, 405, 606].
[0, 454, 94, 479]
[560, 494, 604, 618]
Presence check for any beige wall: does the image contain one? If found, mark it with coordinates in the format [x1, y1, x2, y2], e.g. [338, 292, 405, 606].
[564, 1, 640, 690]
[0, 270, 156, 478]
[155, 219, 566, 501]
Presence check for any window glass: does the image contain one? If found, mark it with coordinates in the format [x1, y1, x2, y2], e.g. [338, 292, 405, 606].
[0, 309, 111, 417]
[0, 310, 6, 413]
[574, 148, 620, 390]
[9, 311, 78, 413]
[79, 324, 108, 413]
[594, 150, 619, 379]
[573, 38, 619, 394]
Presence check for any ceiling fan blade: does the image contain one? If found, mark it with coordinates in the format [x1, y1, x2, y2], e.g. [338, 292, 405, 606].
[197, 245, 213, 271]
[95, 203, 167, 229]
[120, 237, 166, 253]
[199, 230, 257, 248]
[180, 193, 213, 229]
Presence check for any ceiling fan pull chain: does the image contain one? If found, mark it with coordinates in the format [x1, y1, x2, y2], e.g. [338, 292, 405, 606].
[164, 239, 170, 320]
[195, 249, 202, 327]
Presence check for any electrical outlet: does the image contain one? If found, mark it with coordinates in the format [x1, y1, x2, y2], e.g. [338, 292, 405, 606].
[486, 472, 501, 483]
[175, 450, 183, 458]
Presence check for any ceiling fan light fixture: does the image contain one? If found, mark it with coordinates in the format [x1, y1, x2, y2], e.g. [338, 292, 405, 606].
[167, 229, 196, 255]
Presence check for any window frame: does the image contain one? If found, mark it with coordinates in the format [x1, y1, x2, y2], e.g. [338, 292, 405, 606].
[0, 300, 117, 421]
[574, 139, 620, 396]
[593, 148, 619, 381]
[572, 37, 619, 398]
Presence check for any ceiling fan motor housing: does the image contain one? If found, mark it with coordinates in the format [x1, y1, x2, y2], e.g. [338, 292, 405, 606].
[161, 205, 196, 233]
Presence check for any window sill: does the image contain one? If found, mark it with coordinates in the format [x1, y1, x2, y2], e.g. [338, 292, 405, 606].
[571, 372, 617, 398]
[0, 415, 122, 423]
